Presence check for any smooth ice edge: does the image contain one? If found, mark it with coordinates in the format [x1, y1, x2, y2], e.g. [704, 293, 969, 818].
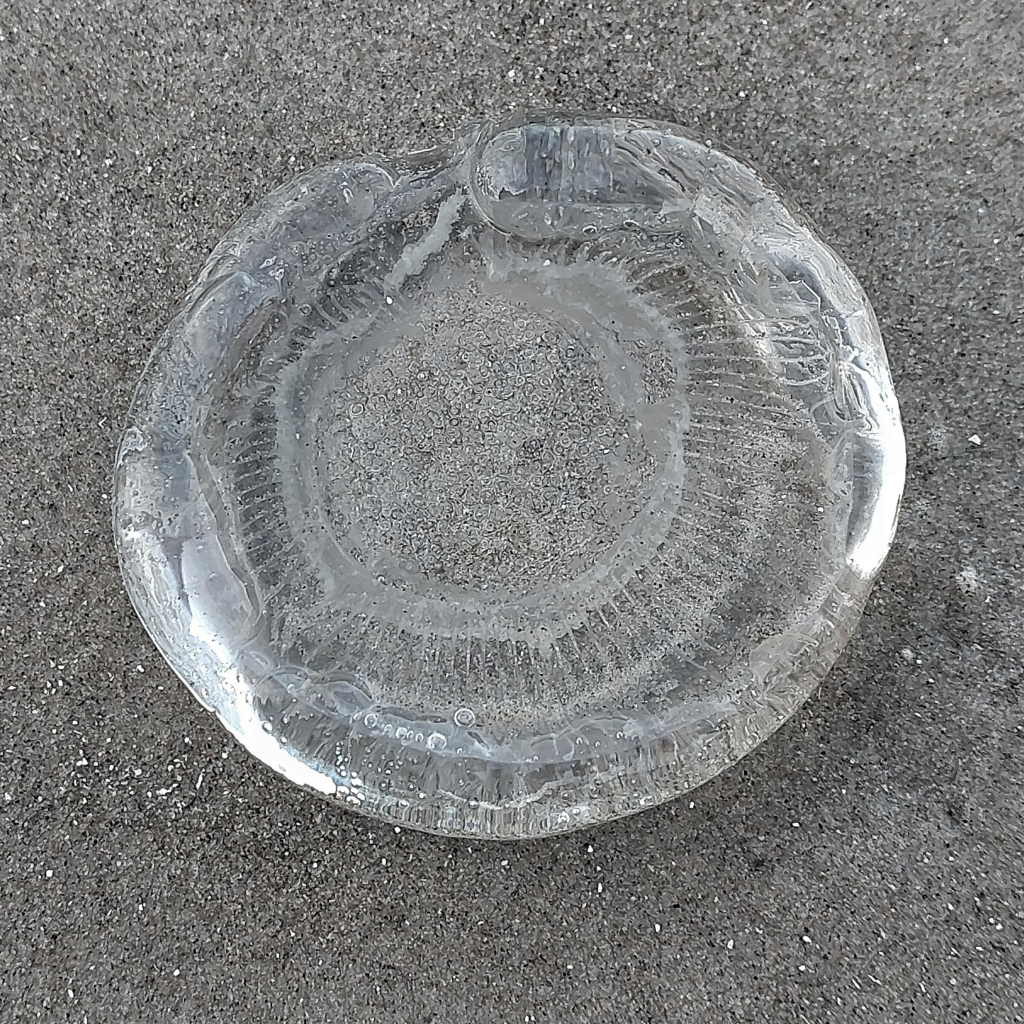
[113, 113, 906, 838]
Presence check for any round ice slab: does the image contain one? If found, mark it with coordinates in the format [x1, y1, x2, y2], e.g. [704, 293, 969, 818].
[113, 114, 905, 838]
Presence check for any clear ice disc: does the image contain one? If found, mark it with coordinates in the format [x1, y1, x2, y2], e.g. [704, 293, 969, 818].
[114, 114, 905, 837]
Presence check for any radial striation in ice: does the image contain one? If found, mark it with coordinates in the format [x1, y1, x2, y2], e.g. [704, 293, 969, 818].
[113, 114, 906, 838]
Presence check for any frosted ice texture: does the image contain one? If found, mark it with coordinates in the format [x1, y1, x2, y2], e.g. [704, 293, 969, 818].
[113, 115, 905, 837]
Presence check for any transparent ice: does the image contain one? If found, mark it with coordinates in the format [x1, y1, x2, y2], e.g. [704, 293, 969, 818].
[114, 114, 905, 837]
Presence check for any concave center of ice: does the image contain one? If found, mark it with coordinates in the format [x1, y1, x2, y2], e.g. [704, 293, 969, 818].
[319, 263, 687, 600]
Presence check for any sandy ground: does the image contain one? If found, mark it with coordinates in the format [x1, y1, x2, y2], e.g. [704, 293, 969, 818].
[2, 2, 1022, 1021]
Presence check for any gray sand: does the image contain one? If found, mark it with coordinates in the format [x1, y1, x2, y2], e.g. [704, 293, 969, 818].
[2, 1, 1022, 1021]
